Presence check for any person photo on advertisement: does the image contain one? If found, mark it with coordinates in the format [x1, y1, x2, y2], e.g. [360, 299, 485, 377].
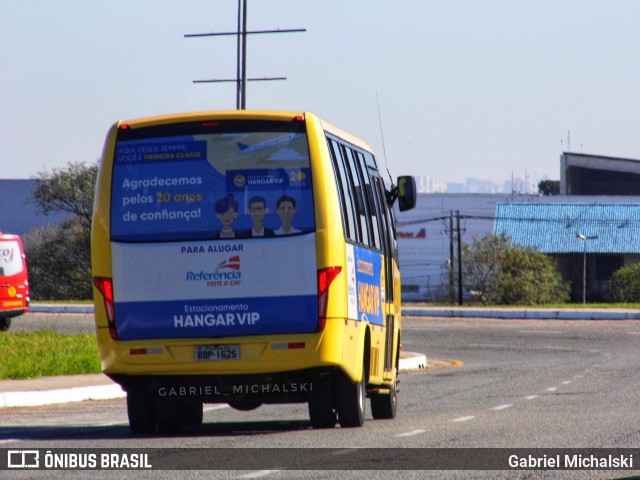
[241, 196, 275, 238]
[274, 194, 301, 235]
[213, 194, 239, 239]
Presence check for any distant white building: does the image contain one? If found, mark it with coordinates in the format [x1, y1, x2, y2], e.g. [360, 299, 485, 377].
[396, 193, 522, 301]
[416, 176, 447, 193]
[415, 175, 541, 195]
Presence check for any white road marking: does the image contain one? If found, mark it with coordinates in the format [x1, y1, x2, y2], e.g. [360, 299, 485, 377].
[330, 449, 359, 456]
[204, 404, 229, 412]
[97, 421, 127, 427]
[453, 416, 475, 422]
[396, 429, 425, 437]
[519, 330, 561, 334]
[491, 404, 513, 411]
[525, 395, 539, 400]
[238, 470, 281, 479]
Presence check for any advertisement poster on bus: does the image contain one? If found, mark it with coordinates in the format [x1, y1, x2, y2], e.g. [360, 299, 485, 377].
[346, 244, 384, 326]
[109, 131, 317, 339]
[111, 136, 314, 242]
[111, 236, 317, 339]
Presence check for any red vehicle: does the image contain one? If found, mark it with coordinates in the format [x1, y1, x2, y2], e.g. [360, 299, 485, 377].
[0, 232, 30, 331]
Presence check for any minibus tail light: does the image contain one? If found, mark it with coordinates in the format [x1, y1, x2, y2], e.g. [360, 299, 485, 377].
[93, 277, 117, 339]
[317, 266, 341, 331]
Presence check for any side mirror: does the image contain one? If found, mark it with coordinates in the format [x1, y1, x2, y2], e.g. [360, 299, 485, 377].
[396, 176, 416, 212]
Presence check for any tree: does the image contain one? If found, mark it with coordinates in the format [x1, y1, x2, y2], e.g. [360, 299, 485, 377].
[461, 234, 510, 304]
[462, 234, 570, 305]
[31, 161, 97, 231]
[23, 162, 97, 300]
[23, 223, 92, 300]
[538, 180, 560, 196]
[496, 248, 570, 305]
[605, 263, 640, 303]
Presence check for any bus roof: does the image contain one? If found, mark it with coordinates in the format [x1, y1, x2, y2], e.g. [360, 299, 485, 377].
[115, 110, 374, 154]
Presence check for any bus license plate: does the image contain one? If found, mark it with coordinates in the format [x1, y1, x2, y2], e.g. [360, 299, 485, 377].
[194, 345, 240, 361]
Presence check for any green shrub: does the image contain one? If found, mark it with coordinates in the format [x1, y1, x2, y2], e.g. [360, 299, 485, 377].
[463, 234, 570, 305]
[606, 263, 640, 303]
[497, 248, 570, 305]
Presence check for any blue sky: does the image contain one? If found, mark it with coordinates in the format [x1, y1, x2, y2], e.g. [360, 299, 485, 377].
[1, 0, 638, 184]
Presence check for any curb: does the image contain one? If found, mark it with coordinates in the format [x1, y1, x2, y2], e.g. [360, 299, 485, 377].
[399, 351, 428, 371]
[29, 304, 95, 314]
[0, 384, 125, 409]
[403, 307, 640, 321]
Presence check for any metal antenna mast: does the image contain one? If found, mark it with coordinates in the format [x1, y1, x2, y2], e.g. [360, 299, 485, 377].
[185, 0, 305, 109]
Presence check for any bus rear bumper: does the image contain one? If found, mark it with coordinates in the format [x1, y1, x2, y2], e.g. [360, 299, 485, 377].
[108, 368, 335, 405]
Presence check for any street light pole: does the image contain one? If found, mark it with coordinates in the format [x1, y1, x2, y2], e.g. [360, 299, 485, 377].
[576, 233, 598, 304]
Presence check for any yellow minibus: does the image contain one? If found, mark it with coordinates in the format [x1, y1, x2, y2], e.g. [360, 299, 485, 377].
[92, 110, 416, 433]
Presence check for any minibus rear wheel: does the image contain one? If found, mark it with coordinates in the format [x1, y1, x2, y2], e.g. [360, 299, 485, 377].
[370, 368, 398, 419]
[183, 401, 204, 426]
[336, 367, 365, 428]
[154, 398, 185, 434]
[126, 389, 156, 435]
[308, 376, 336, 428]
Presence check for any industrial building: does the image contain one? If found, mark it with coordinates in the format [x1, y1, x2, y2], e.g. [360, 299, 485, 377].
[561, 152, 640, 195]
[397, 152, 640, 302]
[495, 203, 640, 302]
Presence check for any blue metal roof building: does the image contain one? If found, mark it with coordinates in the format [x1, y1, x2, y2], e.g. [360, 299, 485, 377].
[494, 203, 640, 254]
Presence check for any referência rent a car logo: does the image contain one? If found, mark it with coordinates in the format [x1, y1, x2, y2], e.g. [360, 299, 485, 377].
[185, 255, 242, 287]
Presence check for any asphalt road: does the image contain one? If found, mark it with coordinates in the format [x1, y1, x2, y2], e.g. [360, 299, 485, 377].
[9, 311, 96, 334]
[2, 315, 640, 479]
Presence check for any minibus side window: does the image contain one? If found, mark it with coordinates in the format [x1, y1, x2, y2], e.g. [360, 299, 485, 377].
[327, 138, 358, 242]
[342, 145, 370, 246]
[355, 151, 381, 250]
[372, 176, 395, 299]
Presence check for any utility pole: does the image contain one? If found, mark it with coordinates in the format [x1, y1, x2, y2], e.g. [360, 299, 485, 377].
[456, 210, 463, 306]
[185, 0, 305, 109]
[237, 0, 245, 109]
[449, 211, 455, 304]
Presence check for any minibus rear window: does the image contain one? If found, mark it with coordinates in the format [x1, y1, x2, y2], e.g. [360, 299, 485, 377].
[111, 120, 314, 242]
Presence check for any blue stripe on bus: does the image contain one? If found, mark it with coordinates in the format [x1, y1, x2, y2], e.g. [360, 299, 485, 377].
[114, 295, 318, 340]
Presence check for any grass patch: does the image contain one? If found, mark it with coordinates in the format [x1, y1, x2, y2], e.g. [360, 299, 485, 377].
[0, 331, 101, 380]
